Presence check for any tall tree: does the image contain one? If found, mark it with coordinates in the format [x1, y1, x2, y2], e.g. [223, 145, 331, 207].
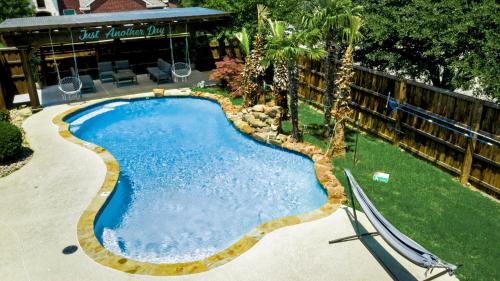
[265, 19, 325, 141]
[264, 19, 289, 120]
[179, 0, 318, 34]
[327, 16, 363, 157]
[303, 0, 363, 137]
[0, 0, 33, 22]
[354, 0, 499, 102]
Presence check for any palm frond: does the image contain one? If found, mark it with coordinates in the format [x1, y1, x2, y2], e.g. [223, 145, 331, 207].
[257, 4, 270, 33]
[344, 15, 363, 45]
[234, 27, 250, 56]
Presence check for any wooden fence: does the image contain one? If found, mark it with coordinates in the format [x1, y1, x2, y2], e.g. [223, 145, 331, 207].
[298, 57, 499, 197]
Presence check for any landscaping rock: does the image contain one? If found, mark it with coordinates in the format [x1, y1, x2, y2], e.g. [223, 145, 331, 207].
[252, 112, 268, 121]
[0, 147, 33, 178]
[252, 104, 265, 112]
[277, 134, 288, 142]
[243, 114, 267, 128]
[264, 107, 281, 118]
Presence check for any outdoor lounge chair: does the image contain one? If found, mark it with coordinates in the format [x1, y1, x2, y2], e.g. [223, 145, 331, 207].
[98, 62, 113, 82]
[147, 59, 173, 84]
[330, 170, 460, 280]
[70, 67, 96, 93]
[115, 60, 132, 72]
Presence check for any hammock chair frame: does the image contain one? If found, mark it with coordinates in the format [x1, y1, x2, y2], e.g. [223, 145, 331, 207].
[169, 23, 191, 82]
[48, 28, 82, 100]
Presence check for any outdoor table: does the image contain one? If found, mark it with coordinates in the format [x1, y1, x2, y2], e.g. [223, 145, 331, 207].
[113, 70, 138, 87]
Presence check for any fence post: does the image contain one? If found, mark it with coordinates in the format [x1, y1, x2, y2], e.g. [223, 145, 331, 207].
[392, 80, 407, 146]
[0, 80, 6, 110]
[460, 100, 484, 185]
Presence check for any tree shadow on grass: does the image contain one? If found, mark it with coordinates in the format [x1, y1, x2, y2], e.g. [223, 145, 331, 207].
[344, 126, 361, 153]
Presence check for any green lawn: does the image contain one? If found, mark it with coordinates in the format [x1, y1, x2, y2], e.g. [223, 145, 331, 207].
[281, 102, 330, 149]
[335, 129, 500, 281]
[202, 89, 500, 280]
[192, 87, 244, 106]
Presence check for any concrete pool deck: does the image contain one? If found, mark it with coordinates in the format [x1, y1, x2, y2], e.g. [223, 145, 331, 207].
[0, 95, 458, 281]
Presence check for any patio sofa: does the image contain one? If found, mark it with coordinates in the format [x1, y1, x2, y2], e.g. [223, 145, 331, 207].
[147, 59, 173, 84]
[115, 60, 132, 72]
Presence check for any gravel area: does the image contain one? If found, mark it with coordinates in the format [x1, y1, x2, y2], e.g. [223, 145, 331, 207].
[0, 147, 33, 178]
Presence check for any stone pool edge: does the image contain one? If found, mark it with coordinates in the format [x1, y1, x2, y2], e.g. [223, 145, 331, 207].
[52, 91, 345, 276]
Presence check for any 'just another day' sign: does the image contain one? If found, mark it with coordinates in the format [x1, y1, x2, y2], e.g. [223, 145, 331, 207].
[78, 25, 166, 41]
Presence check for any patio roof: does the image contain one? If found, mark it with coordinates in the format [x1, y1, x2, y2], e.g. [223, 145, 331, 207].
[0, 7, 230, 33]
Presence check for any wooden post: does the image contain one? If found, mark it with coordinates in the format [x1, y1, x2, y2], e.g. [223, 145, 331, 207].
[460, 100, 484, 185]
[19, 48, 41, 110]
[0, 79, 6, 110]
[0, 51, 8, 109]
[392, 80, 407, 145]
[39, 48, 48, 88]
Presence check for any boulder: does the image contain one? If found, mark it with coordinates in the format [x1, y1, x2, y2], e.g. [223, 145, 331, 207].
[264, 107, 281, 118]
[243, 114, 267, 128]
[239, 123, 256, 135]
[252, 104, 265, 112]
[277, 134, 288, 142]
[252, 112, 268, 121]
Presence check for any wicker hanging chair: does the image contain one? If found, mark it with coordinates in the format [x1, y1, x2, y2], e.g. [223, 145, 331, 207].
[49, 29, 82, 100]
[169, 23, 191, 82]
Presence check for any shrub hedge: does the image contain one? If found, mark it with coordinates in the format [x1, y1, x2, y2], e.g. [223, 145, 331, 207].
[0, 109, 9, 122]
[0, 121, 23, 162]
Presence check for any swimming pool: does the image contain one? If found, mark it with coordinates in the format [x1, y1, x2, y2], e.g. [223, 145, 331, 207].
[66, 97, 327, 264]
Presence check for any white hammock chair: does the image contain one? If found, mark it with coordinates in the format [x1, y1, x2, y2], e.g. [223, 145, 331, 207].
[49, 29, 82, 100]
[169, 23, 191, 82]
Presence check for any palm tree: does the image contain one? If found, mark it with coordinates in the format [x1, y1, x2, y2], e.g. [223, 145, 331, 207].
[265, 20, 325, 141]
[327, 15, 363, 157]
[240, 5, 269, 106]
[303, 0, 362, 137]
[264, 19, 289, 120]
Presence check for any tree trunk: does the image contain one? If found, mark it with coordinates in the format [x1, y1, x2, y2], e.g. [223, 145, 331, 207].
[429, 64, 453, 90]
[277, 89, 289, 120]
[327, 119, 346, 158]
[273, 62, 289, 120]
[440, 66, 454, 90]
[323, 37, 338, 137]
[288, 61, 302, 141]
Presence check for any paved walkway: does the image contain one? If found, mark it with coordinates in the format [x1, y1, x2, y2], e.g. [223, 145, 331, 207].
[0, 99, 457, 281]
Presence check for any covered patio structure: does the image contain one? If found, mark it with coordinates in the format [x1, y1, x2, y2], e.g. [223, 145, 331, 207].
[0, 7, 230, 109]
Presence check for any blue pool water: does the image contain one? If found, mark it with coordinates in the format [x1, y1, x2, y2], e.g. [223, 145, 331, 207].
[67, 97, 326, 263]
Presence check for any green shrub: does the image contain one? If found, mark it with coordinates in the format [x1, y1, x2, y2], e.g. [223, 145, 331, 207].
[0, 109, 9, 122]
[0, 121, 23, 162]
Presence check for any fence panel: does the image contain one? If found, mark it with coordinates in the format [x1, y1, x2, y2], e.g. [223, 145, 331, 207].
[297, 57, 499, 197]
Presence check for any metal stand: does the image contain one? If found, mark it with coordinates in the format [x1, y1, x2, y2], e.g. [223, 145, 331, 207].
[329, 176, 379, 244]
[329, 231, 379, 244]
[353, 121, 360, 165]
